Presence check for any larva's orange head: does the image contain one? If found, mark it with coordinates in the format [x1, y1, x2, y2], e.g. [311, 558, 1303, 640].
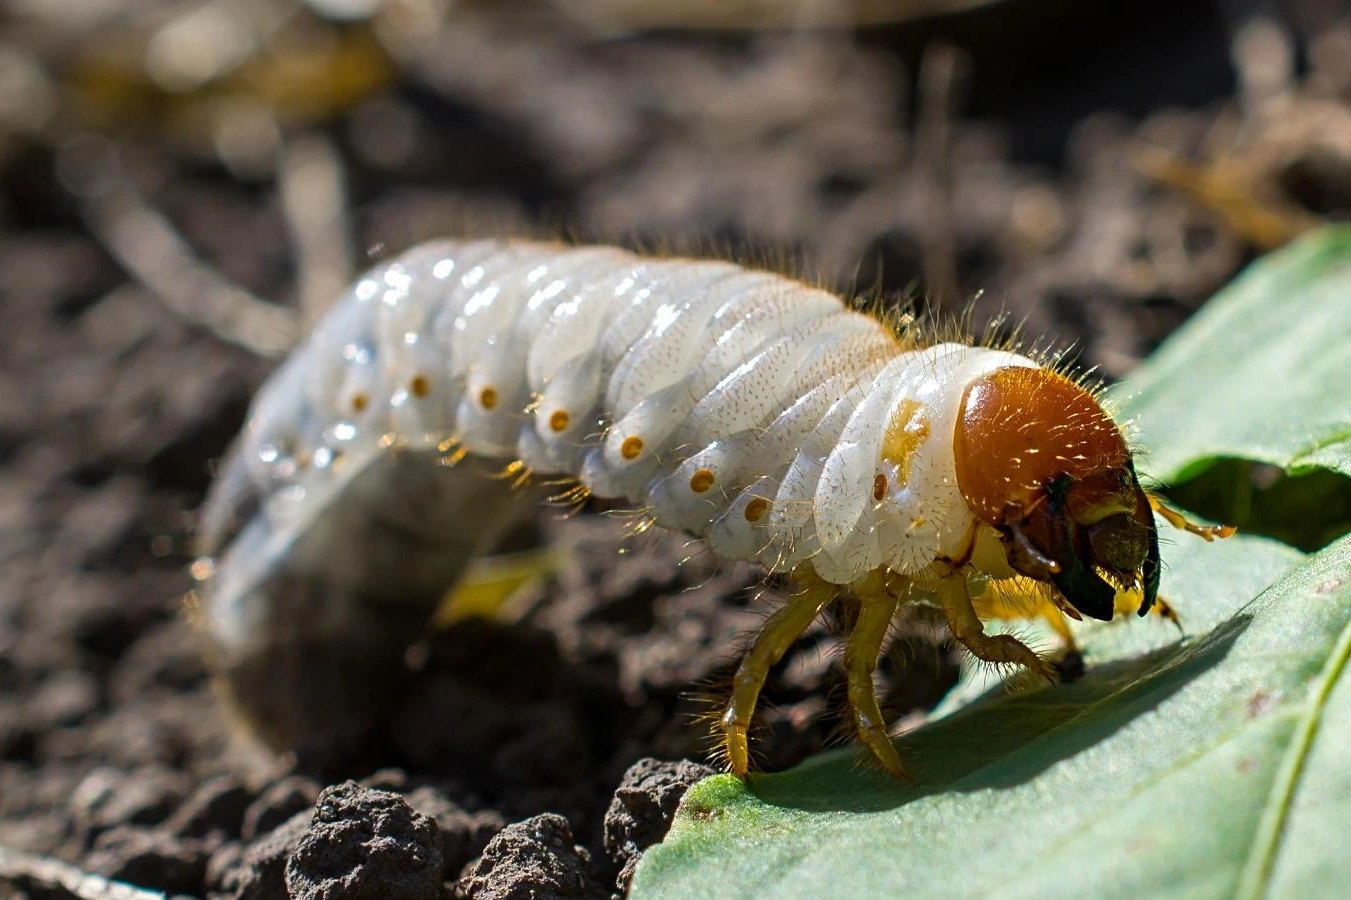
[953, 366, 1159, 621]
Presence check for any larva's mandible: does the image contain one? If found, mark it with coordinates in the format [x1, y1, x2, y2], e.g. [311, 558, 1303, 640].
[197, 239, 1225, 777]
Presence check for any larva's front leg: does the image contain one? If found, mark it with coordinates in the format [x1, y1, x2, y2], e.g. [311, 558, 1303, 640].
[1147, 492, 1237, 542]
[842, 574, 908, 779]
[938, 574, 1056, 684]
[720, 574, 836, 777]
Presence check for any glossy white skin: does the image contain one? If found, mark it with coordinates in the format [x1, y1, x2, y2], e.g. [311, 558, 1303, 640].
[202, 239, 1040, 595]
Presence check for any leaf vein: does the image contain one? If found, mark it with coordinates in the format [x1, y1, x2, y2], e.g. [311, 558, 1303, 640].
[1235, 612, 1351, 899]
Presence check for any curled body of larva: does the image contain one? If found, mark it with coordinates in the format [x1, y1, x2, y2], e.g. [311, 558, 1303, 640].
[197, 238, 1213, 777]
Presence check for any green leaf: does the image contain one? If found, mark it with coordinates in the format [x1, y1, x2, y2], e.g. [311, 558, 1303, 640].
[1117, 227, 1351, 483]
[632, 230, 1351, 899]
[632, 535, 1351, 899]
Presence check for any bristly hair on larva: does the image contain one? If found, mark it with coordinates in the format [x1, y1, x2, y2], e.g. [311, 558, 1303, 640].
[193, 237, 1233, 778]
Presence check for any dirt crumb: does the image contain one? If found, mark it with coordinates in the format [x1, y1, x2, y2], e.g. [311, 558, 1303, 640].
[163, 774, 253, 840]
[71, 765, 192, 839]
[603, 758, 714, 892]
[84, 824, 211, 895]
[209, 809, 311, 900]
[241, 775, 321, 842]
[284, 781, 444, 900]
[403, 784, 506, 876]
[459, 813, 602, 899]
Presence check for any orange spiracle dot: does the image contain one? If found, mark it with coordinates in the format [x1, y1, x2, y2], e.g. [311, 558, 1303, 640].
[409, 375, 430, 397]
[689, 468, 716, 493]
[351, 392, 369, 413]
[479, 387, 498, 410]
[743, 497, 769, 522]
[549, 410, 570, 433]
[620, 436, 644, 460]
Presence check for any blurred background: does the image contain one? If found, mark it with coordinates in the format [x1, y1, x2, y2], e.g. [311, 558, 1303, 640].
[2, 0, 1351, 896]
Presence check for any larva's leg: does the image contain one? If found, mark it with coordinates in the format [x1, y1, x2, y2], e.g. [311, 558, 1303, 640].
[970, 579, 1084, 680]
[970, 581, 1078, 649]
[1147, 493, 1236, 541]
[1106, 581, 1184, 632]
[721, 576, 836, 777]
[939, 576, 1055, 683]
[1009, 593, 1087, 683]
[843, 582, 908, 779]
[1130, 591, 1184, 633]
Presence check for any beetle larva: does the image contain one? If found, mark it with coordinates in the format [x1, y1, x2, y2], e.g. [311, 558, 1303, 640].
[195, 238, 1230, 776]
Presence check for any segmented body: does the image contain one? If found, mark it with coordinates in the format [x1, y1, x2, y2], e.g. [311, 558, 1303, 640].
[203, 239, 1033, 582]
[198, 238, 1204, 776]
